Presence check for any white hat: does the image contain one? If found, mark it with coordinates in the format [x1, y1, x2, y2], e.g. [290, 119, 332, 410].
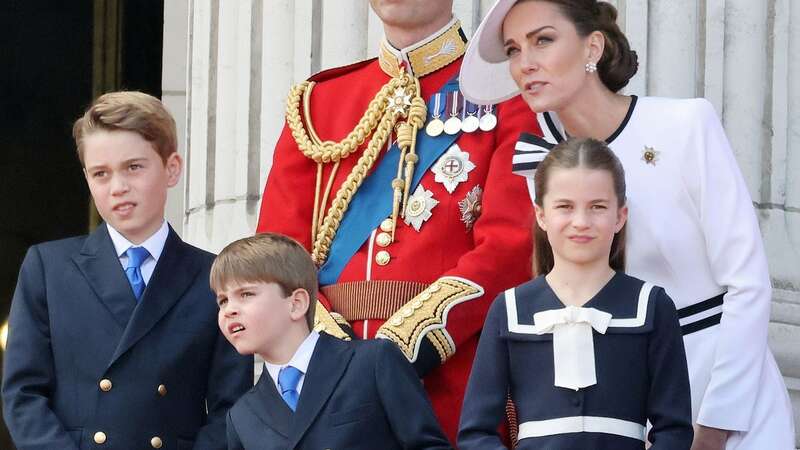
[459, 0, 521, 105]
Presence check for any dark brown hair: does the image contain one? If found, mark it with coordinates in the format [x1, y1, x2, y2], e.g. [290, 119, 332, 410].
[533, 137, 627, 275]
[210, 233, 318, 330]
[531, 0, 639, 92]
[73, 91, 177, 166]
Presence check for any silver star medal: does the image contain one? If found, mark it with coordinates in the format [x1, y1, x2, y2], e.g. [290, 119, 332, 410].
[432, 144, 476, 194]
[404, 184, 439, 232]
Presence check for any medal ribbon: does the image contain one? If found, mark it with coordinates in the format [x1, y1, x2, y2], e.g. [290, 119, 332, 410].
[319, 75, 462, 285]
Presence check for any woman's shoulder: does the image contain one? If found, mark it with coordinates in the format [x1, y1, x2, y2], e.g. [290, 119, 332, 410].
[635, 96, 719, 125]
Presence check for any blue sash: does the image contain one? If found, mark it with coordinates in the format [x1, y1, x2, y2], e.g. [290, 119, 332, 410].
[319, 76, 461, 286]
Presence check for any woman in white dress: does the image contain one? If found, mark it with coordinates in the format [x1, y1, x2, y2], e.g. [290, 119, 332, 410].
[458, 1, 795, 449]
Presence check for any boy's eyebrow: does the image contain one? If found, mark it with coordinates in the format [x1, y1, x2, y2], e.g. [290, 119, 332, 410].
[503, 25, 555, 47]
[550, 198, 612, 204]
[229, 282, 259, 293]
[84, 157, 148, 172]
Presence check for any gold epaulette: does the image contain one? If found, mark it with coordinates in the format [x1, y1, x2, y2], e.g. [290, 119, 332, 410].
[375, 277, 484, 363]
[312, 300, 352, 341]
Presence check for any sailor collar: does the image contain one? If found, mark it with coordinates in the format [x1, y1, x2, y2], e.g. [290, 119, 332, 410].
[379, 17, 468, 78]
[504, 273, 658, 338]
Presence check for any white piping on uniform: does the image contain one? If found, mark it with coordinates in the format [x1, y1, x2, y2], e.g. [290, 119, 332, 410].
[518, 416, 646, 442]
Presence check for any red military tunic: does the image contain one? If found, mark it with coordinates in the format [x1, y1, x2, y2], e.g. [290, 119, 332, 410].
[257, 19, 539, 443]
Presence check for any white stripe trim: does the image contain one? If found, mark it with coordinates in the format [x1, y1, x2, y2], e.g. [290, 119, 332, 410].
[512, 153, 547, 164]
[505, 288, 538, 334]
[679, 304, 723, 326]
[365, 229, 376, 281]
[506, 282, 653, 334]
[518, 416, 646, 442]
[537, 113, 557, 144]
[608, 282, 652, 328]
[515, 141, 550, 153]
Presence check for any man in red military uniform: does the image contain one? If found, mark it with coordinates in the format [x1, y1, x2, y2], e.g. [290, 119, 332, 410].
[257, 0, 539, 442]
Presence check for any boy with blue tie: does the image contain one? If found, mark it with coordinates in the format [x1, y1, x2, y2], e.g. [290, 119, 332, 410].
[211, 233, 453, 450]
[2, 91, 252, 449]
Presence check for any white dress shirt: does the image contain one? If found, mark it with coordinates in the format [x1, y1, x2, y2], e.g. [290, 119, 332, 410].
[107, 220, 169, 285]
[264, 331, 320, 396]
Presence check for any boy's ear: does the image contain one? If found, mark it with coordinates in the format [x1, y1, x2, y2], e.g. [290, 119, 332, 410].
[165, 152, 183, 187]
[616, 204, 628, 233]
[289, 288, 311, 322]
[534, 203, 547, 231]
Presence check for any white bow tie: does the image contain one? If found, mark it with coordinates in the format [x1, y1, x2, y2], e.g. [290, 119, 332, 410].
[532, 305, 612, 390]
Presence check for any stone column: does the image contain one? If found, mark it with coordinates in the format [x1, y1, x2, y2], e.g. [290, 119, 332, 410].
[171, 1, 799, 443]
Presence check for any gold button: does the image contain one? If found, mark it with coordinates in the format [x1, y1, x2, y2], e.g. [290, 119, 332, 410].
[99, 379, 112, 392]
[375, 250, 391, 266]
[157, 384, 167, 396]
[380, 218, 394, 232]
[150, 436, 163, 448]
[375, 232, 392, 248]
[94, 431, 107, 444]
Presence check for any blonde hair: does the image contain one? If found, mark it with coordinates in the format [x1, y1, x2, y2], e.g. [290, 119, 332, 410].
[73, 91, 177, 166]
[210, 233, 318, 330]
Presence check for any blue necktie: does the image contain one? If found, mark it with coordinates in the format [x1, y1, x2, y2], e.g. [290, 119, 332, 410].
[278, 365, 302, 411]
[124, 247, 150, 301]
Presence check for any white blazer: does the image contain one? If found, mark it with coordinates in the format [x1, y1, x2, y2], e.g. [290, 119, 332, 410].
[516, 96, 794, 449]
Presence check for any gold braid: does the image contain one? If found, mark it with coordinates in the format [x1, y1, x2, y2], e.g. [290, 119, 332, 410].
[285, 69, 425, 265]
[286, 77, 407, 164]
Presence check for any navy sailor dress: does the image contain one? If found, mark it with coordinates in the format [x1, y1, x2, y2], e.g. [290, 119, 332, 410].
[458, 272, 693, 449]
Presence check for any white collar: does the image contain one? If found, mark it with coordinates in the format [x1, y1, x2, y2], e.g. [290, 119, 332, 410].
[264, 331, 320, 382]
[107, 220, 169, 262]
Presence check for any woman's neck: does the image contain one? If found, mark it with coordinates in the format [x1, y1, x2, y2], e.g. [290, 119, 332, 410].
[545, 260, 616, 307]
[556, 82, 631, 142]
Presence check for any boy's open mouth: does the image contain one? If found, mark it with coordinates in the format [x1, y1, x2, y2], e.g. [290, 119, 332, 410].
[228, 323, 245, 334]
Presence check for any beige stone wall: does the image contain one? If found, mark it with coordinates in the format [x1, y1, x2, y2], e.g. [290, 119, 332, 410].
[165, 1, 800, 444]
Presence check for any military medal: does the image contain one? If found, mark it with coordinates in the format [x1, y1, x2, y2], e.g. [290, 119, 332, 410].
[461, 100, 480, 133]
[443, 91, 462, 135]
[641, 145, 659, 165]
[404, 184, 439, 232]
[479, 105, 497, 131]
[458, 185, 483, 231]
[425, 93, 445, 137]
[432, 144, 476, 193]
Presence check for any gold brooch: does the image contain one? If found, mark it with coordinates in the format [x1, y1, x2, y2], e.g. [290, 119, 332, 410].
[642, 146, 659, 166]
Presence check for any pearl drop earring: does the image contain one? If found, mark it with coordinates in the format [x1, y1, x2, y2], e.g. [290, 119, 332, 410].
[585, 61, 597, 73]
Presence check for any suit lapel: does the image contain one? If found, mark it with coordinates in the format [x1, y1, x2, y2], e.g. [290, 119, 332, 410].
[288, 334, 354, 448]
[108, 227, 201, 366]
[72, 224, 137, 329]
[246, 371, 293, 439]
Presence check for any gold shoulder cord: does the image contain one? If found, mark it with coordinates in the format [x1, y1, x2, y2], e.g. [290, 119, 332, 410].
[285, 67, 427, 265]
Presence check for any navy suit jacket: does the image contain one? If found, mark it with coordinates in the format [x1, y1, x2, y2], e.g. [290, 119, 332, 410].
[2, 224, 253, 450]
[226, 333, 452, 450]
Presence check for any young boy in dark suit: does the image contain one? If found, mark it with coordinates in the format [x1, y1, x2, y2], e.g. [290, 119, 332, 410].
[2, 91, 252, 450]
[211, 233, 452, 450]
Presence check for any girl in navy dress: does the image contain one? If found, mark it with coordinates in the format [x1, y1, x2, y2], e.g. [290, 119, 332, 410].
[458, 138, 693, 449]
